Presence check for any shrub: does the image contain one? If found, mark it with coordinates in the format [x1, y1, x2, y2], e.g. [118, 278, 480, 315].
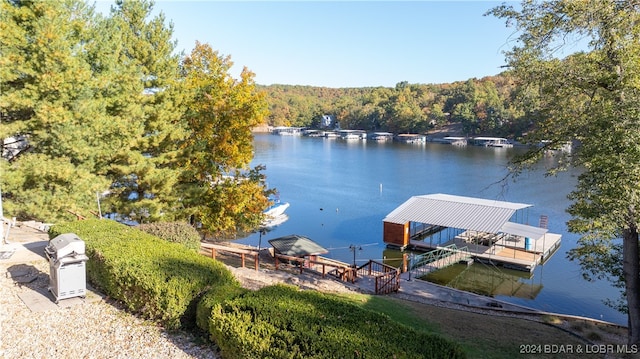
[208, 284, 466, 359]
[49, 219, 238, 330]
[137, 221, 201, 252]
[196, 282, 248, 332]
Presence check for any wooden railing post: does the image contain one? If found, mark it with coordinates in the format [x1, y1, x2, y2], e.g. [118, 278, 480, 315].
[254, 254, 259, 271]
[211, 248, 216, 259]
[241, 253, 245, 268]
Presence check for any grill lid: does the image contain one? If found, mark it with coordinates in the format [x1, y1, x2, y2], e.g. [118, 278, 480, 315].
[45, 233, 85, 259]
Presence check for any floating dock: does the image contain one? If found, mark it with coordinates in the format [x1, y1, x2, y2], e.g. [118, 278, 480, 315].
[409, 230, 561, 272]
[383, 194, 563, 273]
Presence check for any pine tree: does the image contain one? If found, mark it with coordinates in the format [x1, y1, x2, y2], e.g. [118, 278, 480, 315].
[100, 0, 187, 223]
[1, 0, 116, 220]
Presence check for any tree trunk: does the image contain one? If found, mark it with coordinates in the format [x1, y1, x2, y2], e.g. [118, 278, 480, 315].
[623, 219, 640, 345]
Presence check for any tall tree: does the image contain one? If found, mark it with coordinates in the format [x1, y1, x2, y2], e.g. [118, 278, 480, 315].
[0, 0, 184, 223]
[489, 0, 640, 344]
[179, 42, 271, 236]
[102, 0, 187, 223]
[0, 0, 117, 220]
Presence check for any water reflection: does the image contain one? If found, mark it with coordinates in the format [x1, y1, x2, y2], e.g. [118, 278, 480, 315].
[424, 262, 542, 299]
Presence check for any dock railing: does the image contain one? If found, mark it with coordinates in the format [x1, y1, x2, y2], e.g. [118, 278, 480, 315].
[200, 243, 400, 294]
[273, 253, 357, 283]
[201, 242, 260, 270]
[356, 260, 401, 294]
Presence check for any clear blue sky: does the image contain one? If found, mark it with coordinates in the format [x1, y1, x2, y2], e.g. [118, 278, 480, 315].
[96, 1, 518, 88]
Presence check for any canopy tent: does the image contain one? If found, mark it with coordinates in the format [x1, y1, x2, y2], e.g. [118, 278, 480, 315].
[383, 193, 532, 233]
[268, 235, 328, 257]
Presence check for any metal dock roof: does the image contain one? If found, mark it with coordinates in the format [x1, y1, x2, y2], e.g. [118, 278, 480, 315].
[383, 193, 532, 233]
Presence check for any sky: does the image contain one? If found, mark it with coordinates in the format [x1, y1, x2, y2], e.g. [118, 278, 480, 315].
[96, 1, 519, 88]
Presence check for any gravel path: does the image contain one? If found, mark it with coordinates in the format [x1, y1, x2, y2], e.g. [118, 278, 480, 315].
[0, 259, 220, 359]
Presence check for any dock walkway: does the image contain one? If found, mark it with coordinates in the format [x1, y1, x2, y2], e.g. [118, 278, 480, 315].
[410, 244, 472, 277]
[409, 230, 561, 272]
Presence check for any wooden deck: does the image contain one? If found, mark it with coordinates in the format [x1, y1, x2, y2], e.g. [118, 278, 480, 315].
[409, 231, 561, 272]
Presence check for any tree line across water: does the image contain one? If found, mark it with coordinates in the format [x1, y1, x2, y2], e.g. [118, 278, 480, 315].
[260, 75, 531, 139]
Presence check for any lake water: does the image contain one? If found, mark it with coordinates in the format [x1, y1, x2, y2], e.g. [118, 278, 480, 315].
[236, 134, 627, 325]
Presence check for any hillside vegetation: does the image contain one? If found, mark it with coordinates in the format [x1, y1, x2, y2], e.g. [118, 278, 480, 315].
[260, 75, 531, 139]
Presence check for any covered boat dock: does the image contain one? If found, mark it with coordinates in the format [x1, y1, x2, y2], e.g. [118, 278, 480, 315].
[383, 193, 561, 272]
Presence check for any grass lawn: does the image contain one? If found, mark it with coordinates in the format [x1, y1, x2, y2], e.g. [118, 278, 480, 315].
[343, 294, 628, 359]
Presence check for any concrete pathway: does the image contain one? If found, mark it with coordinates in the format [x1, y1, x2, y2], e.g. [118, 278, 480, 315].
[0, 222, 49, 264]
[1, 223, 103, 312]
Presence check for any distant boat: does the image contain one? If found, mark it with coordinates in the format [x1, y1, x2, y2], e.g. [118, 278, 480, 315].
[395, 134, 426, 144]
[262, 214, 289, 228]
[471, 137, 513, 148]
[264, 201, 290, 218]
[442, 136, 468, 146]
[262, 200, 290, 228]
[272, 126, 304, 136]
[338, 130, 367, 140]
[324, 131, 339, 138]
[370, 132, 394, 141]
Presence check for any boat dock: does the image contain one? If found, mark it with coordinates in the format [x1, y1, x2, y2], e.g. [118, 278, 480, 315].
[409, 230, 561, 272]
[383, 194, 563, 273]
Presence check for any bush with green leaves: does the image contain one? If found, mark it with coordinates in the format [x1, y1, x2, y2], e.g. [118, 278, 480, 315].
[137, 221, 201, 252]
[196, 282, 248, 332]
[49, 219, 239, 330]
[208, 284, 466, 359]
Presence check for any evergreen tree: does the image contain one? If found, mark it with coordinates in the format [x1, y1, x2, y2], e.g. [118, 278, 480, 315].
[102, 0, 187, 223]
[1, 0, 116, 220]
[0, 0, 185, 223]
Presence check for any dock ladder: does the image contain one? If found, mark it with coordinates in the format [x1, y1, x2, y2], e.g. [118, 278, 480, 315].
[539, 215, 549, 229]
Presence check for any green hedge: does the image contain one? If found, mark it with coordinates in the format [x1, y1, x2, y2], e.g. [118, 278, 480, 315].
[208, 284, 466, 359]
[49, 219, 239, 330]
[196, 282, 248, 332]
[50, 219, 465, 358]
[137, 221, 201, 252]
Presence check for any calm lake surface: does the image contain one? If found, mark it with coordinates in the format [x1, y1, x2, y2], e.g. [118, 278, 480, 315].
[236, 134, 627, 325]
